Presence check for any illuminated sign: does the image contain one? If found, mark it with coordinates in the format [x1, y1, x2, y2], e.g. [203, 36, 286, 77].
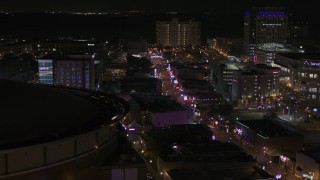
[39, 67, 51, 71]
[310, 61, 320, 67]
[280, 155, 287, 162]
[303, 173, 314, 179]
[304, 60, 320, 67]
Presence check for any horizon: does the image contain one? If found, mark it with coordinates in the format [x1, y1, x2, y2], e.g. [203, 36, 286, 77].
[0, 0, 318, 14]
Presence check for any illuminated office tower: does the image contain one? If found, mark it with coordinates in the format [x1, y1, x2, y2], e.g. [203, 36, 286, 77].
[243, 7, 289, 64]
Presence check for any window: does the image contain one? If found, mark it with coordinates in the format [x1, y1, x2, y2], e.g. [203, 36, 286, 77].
[309, 88, 317, 93]
[309, 74, 318, 78]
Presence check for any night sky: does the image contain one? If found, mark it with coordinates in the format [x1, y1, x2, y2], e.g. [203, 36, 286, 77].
[0, 0, 319, 42]
[0, 0, 318, 14]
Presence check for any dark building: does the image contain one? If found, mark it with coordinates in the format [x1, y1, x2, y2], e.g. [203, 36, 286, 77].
[117, 77, 162, 93]
[215, 36, 243, 57]
[235, 119, 303, 167]
[143, 124, 257, 180]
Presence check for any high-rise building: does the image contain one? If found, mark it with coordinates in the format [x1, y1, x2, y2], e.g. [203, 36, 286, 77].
[243, 7, 289, 63]
[156, 18, 201, 48]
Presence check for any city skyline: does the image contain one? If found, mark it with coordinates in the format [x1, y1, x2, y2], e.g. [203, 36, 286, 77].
[0, 0, 318, 14]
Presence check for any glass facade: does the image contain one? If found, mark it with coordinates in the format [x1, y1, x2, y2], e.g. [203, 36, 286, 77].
[38, 60, 53, 85]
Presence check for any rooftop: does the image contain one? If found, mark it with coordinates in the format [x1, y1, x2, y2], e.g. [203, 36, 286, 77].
[0, 80, 124, 150]
[302, 150, 320, 163]
[237, 119, 301, 138]
[131, 94, 188, 113]
[180, 79, 213, 90]
[36, 55, 93, 61]
[255, 63, 281, 69]
[102, 136, 145, 167]
[277, 53, 320, 60]
[167, 167, 267, 180]
[257, 43, 293, 52]
[161, 141, 255, 163]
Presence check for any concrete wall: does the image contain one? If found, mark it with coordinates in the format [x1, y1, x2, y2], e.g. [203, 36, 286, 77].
[0, 154, 6, 175]
[47, 138, 75, 164]
[76, 132, 97, 155]
[97, 126, 110, 145]
[8, 146, 44, 173]
[0, 122, 119, 178]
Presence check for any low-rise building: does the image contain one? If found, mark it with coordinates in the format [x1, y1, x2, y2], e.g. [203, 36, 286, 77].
[143, 124, 258, 180]
[273, 53, 320, 100]
[235, 119, 303, 168]
[232, 64, 280, 105]
[131, 94, 193, 127]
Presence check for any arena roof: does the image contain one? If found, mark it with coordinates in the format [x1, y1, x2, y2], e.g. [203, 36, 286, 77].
[0, 80, 121, 149]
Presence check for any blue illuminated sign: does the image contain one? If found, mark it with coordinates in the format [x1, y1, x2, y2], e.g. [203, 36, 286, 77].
[257, 11, 287, 17]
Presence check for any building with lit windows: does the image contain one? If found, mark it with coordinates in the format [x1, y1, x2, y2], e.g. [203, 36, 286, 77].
[255, 43, 301, 65]
[232, 64, 280, 103]
[156, 18, 201, 48]
[243, 7, 289, 63]
[273, 53, 320, 100]
[210, 62, 239, 97]
[37, 55, 97, 89]
[38, 59, 54, 85]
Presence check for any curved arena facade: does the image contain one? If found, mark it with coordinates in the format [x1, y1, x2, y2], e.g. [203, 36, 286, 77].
[0, 80, 128, 180]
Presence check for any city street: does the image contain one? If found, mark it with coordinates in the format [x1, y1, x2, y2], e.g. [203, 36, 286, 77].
[210, 125, 300, 180]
